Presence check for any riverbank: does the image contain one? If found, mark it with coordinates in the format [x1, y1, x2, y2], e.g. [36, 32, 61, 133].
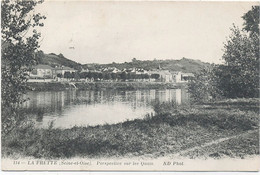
[2, 98, 259, 159]
[27, 81, 186, 91]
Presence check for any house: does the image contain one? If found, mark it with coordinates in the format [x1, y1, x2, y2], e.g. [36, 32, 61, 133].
[54, 66, 76, 76]
[181, 73, 194, 82]
[149, 70, 173, 82]
[172, 72, 194, 83]
[172, 72, 182, 83]
[160, 70, 173, 82]
[29, 64, 54, 79]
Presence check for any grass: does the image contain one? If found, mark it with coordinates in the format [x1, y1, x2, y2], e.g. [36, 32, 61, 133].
[1, 98, 259, 159]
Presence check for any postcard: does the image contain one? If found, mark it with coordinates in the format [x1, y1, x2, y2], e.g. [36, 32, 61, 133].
[1, 0, 259, 171]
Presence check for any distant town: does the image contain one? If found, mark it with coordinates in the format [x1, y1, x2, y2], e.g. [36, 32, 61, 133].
[28, 63, 194, 83]
[25, 52, 205, 84]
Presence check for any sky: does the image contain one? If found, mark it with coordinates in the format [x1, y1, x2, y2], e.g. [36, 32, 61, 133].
[34, 1, 258, 64]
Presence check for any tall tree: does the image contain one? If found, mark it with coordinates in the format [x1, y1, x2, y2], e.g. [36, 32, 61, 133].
[1, 0, 45, 109]
[217, 6, 259, 98]
[242, 6, 259, 36]
[1, 0, 45, 132]
[188, 6, 259, 101]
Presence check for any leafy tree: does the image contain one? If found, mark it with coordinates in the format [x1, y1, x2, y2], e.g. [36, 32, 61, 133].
[151, 74, 160, 79]
[111, 73, 119, 80]
[242, 6, 259, 36]
[57, 73, 62, 78]
[220, 24, 259, 98]
[132, 58, 137, 62]
[35, 50, 45, 64]
[188, 6, 259, 100]
[97, 72, 103, 80]
[71, 72, 75, 79]
[74, 72, 80, 81]
[79, 72, 86, 79]
[1, 0, 45, 133]
[126, 73, 131, 80]
[142, 74, 150, 79]
[120, 72, 127, 81]
[64, 71, 71, 79]
[104, 73, 111, 80]
[188, 67, 223, 103]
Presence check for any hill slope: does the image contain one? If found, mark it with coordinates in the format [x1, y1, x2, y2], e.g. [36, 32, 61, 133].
[36, 51, 211, 73]
[83, 58, 211, 73]
[36, 51, 81, 70]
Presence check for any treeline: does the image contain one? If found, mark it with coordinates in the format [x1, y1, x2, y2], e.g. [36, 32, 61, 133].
[57, 71, 161, 81]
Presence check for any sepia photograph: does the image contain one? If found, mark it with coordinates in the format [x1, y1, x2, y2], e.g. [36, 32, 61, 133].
[1, 0, 259, 171]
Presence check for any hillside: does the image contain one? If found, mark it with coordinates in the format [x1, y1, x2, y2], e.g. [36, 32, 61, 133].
[36, 51, 211, 73]
[36, 51, 82, 70]
[83, 58, 211, 73]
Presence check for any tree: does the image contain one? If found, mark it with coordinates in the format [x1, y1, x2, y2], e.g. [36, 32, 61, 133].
[132, 58, 137, 62]
[57, 73, 62, 78]
[74, 72, 80, 81]
[120, 72, 127, 81]
[1, 0, 45, 133]
[188, 6, 259, 100]
[188, 67, 223, 103]
[111, 73, 119, 80]
[242, 6, 259, 36]
[151, 74, 160, 79]
[220, 24, 259, 98]
[64, 71, 71, 79]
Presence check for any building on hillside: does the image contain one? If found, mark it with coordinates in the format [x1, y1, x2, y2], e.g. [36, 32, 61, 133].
[172, 72, 194, 83]
[149, 70, 173, 82]
[102, 67, 120, 73]
[171, 71, 182, 83]
[160, 70, 173, 82]
[181, 73, 194, 82]
[54, 66, 76, 76]
[29, 64, 54, 79]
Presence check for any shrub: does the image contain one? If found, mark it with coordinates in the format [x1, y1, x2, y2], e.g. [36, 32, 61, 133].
[188, 67, 223, 103]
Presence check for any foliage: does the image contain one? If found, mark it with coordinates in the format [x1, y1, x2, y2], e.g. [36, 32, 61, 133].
[188, 6, 259, 101]
[56, 73, 62, 78]
[153, 100, 177, 115]
[188, 67, 223, 103]
[151, 73, 160, 79]
[242, 6, 259, 36]
[64, 71, 72, 79]
[220, 24, 259, 98]
[218, 6, 259, 98]
[1, 0, 45, 133]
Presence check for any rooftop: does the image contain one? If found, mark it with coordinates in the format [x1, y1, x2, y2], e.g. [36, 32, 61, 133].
[55, 66, 75, 70]
[33, 64, 53, 69]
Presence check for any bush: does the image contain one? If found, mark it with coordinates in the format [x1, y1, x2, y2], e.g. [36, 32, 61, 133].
[188, 68, 223, 103]
[152, 100, 177, 115]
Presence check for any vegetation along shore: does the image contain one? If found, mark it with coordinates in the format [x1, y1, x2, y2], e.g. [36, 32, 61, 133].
[27, 81, 186, 91]
[2, 98, 258, 159]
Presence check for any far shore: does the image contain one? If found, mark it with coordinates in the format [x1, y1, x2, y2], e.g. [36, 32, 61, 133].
[27, 81, 187, 91]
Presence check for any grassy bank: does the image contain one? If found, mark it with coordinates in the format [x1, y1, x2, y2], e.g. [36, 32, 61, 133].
[2, 98, 259, 159]
[27, 81, 185, 91]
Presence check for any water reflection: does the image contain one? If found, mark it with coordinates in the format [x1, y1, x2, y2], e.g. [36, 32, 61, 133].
[22, 89, 189, 128]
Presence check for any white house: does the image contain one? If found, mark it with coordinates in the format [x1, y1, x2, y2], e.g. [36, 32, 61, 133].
[54, 66, 76, 76]
[29, 64, 54, 79]
[172, 72, 194, 83]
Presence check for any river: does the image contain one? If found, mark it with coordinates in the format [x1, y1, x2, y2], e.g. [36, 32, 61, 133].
[22, 89, 190, 128]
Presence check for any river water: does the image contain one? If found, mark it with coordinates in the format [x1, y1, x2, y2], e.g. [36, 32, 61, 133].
[22, 89, 189, 128]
